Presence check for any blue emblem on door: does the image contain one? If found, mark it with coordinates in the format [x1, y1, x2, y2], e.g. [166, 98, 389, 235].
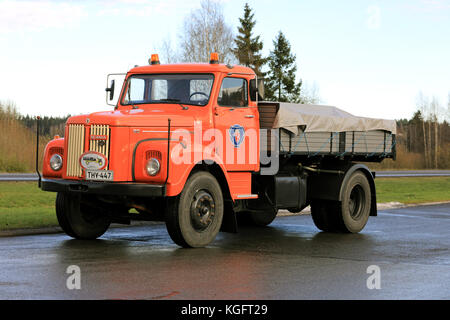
[229, 124, 245, 148]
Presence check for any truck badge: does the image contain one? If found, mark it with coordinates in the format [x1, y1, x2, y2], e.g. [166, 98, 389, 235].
[229, 124, 245, 148]
[90, 135, 108, 147]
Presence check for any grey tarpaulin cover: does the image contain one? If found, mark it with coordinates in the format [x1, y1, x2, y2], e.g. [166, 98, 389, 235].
[262, 102, 397, 135]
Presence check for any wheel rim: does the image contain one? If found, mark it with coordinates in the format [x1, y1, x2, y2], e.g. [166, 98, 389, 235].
[348, 185, 365, 220]
[190, 190, 215, 232]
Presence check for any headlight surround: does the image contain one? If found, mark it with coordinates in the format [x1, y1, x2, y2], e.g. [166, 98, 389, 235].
[49, 154, 63, 171]
[146, 158, 160, 176]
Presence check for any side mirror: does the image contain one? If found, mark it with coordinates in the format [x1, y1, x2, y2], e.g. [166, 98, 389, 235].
[106, 79, 115, 102]
[250, 78, 265, 101]
[105, 73, 126, 107]
[257, 78, 265, 101]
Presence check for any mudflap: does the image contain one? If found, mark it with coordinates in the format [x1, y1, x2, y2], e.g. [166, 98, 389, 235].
[220, 200, 238, 233]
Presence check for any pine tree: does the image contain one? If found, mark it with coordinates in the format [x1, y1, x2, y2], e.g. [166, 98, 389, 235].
[265, 31, 302, 103]
[233, 3, 266, 77]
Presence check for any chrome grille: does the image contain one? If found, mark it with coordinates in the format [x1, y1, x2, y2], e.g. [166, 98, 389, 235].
[66, 124, 111, 177]
[66, 124, 85, 177]
[89, 124, 110, 170]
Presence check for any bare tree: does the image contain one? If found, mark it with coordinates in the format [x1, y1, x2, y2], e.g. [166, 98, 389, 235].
[417, 92, 429, 167]
[158, 38, 180, 64]
[431, 97, 439, 168]
[299, 81, 321, 104]
[179, 0, 235, 64]
[447, 92, 450, 122]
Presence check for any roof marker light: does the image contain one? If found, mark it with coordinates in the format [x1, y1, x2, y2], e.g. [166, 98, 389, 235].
[149, 54, 160, 65]
[210, 52, 219, 64]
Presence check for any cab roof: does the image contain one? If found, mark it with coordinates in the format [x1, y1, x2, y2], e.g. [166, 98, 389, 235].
[128, 63, 256, 76]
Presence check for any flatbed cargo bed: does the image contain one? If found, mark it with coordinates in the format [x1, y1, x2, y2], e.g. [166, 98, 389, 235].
[259, 102, 396, 162]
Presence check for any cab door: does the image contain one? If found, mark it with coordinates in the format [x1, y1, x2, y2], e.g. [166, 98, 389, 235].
[213, 76, 259, 172]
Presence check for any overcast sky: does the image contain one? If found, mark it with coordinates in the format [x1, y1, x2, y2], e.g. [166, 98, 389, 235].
[0, 0, 449, 120]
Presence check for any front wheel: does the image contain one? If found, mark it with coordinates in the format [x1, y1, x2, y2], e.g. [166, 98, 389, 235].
[165, 171, 224, 248]
[56, 193, 111, 239]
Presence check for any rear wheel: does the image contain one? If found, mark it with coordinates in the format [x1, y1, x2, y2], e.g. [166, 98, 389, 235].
[247, 207, 278, 227]
[339, 171, 371, 233]
[310, 200, 335, 232]
[311, 171, 371, 233]
[165, 171, 224, 248]
[56, 192, 111, 239]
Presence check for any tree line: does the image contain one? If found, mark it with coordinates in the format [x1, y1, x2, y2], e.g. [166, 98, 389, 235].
[0, 101, 68, 137]
[393, 93, 450, 169]
[0, 101, 65, 172]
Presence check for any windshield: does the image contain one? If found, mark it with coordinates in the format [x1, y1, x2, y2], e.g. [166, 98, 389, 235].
[121, 74, 214, 106]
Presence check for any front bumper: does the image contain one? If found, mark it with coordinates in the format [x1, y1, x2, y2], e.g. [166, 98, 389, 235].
[41, 178, 165, 197]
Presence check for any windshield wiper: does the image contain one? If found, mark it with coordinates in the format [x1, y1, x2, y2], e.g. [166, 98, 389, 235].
[157, 99, 181, 103]
[157, 99, 189, 110]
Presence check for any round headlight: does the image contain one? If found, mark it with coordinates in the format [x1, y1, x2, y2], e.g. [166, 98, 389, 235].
[50, 154, 63, 171]
[146, 158, 160, 176]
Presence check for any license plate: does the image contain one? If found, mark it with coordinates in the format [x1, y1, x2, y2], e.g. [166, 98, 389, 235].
[86, 170, 114, 181]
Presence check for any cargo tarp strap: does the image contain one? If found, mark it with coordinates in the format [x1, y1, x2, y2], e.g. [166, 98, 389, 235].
[368, 132, 393, 157]
[288, 131, 308, 155]
[339, 131, 367, 157]
[310, 132, 338, 157]
[384, 135, 396, 157]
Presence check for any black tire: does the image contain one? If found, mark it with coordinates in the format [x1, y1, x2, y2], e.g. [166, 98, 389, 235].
[55, 192, 111, 240]
[310, 200, 335, 232]
[311, 171, 371, 233]
[248, 207, 278, 227]
[165, 171, 224, 248]
[56, 193, 76, 238]
[338, 171, 371, 233]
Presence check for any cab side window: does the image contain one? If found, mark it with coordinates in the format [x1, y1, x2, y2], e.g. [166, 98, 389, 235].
[218, 77, 248, 107]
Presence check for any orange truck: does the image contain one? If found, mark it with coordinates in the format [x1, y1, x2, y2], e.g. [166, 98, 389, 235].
[38, 53, 396, 247]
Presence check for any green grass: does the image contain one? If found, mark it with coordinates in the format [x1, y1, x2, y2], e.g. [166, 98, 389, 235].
[0, 182, 57, 231]
[375, 177, 450, 204]
[0, 178, 449, 231]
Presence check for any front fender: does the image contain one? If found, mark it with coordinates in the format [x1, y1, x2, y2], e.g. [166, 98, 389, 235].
[165, 156, 232, 198]
[42, 138, 65, 178]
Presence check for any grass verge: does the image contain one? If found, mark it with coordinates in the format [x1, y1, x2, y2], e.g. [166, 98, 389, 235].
[375, 177, 450, 204]
[0, 182, 56, 231]
[0, 177, 449, 231]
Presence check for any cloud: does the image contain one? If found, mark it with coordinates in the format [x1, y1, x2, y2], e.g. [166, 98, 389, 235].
[401, 0, 450, 14]
[97, 0, 197, 18]
[0, 0, 87, 34]
[421, 0, 450, 10]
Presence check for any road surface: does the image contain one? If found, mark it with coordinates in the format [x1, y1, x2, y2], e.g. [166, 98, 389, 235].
[0, 203, 449, 299]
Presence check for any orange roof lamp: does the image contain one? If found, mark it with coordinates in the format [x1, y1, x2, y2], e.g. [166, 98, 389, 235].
[210, 52, 219, 64]
[149, 54, 160, 65]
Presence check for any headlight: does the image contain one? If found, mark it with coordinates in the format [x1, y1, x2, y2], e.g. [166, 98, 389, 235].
[146, 158, 160, 176]
[50, 154, 63, 171]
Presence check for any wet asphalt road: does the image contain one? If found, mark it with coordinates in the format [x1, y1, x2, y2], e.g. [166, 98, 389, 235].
[0, 203, 449, 300]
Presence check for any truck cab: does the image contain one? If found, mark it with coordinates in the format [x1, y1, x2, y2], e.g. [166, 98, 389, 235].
[41, 54, 266, 247]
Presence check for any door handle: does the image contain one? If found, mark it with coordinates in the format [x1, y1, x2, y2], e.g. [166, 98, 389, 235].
[244, 115, 254, 118]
